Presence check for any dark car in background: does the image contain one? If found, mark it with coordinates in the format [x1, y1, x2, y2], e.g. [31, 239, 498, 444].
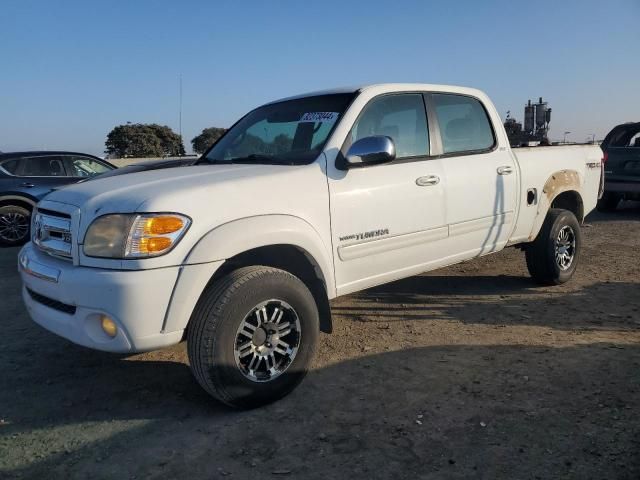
[598, 122, 640, 211]
[0, 151, 115, 245]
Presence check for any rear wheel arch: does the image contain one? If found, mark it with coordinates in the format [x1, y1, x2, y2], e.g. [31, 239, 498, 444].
[527, 170, 585, 241]
[550, 190, 584, 222]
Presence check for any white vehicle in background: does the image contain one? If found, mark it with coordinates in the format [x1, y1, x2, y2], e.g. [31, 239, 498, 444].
[18, 84, 603, 408]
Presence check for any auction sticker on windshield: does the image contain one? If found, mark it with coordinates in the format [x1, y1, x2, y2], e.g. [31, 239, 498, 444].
[300, 112, 339, 122]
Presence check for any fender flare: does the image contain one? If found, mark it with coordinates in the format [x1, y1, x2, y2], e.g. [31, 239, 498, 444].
[0, 194, 37, 208]
[184, 214, 336, 297]
[528, 169, 582, 241]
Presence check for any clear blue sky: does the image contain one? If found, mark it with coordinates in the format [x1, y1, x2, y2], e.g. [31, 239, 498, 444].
[2, 0, 638, 155]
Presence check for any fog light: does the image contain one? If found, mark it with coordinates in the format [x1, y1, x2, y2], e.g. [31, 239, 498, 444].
[101, 316, 117, 338]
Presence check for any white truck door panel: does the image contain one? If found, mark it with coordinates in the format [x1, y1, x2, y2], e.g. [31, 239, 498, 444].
[442, 149, 517, 254]
[429, 93, 518, 257]
[327, 93, 448, 295]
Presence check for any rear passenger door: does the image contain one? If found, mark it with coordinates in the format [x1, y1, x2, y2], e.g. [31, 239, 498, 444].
[428, 93, 517, 256]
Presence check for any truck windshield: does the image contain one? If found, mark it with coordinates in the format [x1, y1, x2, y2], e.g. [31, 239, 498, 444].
[203, 93, 355, 165]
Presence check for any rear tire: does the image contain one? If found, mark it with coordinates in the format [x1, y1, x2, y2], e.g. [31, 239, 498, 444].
[0, 205, 31, 246]
[597, 192, 620, 212]
[187, 266, 319, 409]
[525, 209, 581, 285]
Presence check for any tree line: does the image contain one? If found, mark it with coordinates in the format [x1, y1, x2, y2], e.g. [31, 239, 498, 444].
[105, 124, 226, 158]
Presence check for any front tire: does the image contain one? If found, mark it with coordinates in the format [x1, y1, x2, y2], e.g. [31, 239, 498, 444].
[0, 205, 31, 246]
[187, 266, 319, 408]
[525, 209, 581, 285]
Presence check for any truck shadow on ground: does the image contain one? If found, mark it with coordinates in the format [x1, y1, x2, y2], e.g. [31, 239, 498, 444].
[1, 278, 639, 478]
[2, 342, 639, 479]
[332, 278, 640, 332]
[586, 201, 640, 223]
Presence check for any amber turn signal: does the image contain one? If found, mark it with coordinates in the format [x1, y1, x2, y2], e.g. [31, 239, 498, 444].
[101, 315, 118, 338]
[138, 236, 172, 253]
[143, 216, 184, 235]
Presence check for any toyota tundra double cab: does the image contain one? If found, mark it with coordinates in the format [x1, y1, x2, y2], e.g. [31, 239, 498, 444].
[19, 84, 603, 408]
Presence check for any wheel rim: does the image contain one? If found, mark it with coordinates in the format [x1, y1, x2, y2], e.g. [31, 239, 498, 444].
[555, 225, 576, 271]
[234, 299, 302, 383]
[0, 212, 29, 242]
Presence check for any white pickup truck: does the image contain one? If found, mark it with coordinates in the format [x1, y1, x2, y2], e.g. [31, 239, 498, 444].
[19, 84, 603, 408]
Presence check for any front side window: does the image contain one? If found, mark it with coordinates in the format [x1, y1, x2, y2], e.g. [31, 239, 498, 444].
[433, 94, 495, 154]
[204, 93, 355, 165]
[349, 94, 429, 158]
[65, 156, 111, 177]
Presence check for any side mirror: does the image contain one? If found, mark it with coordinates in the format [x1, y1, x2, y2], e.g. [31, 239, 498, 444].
[345, 135, 396, 167]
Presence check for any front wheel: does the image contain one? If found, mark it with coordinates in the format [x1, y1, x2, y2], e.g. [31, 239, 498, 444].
[0, 205, 31, 246]
[525, 209, 581, 285]
[187, 266, 319, 408]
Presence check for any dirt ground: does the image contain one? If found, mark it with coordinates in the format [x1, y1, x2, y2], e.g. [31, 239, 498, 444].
[1, 206, 639, 479]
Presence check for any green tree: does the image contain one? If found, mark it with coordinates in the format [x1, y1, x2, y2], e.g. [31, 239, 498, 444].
[191, 127, 227, 154]
[105, 123, 185, 158]
[147, 124, 185, 156]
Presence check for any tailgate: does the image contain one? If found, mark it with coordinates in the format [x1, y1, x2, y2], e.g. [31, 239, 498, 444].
[605, 147, 640, 182]
[602, 123, 640, 182]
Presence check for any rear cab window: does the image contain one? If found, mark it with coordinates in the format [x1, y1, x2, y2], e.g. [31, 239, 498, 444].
[432, 94, 495, 154]
[607, 125, 640, 148]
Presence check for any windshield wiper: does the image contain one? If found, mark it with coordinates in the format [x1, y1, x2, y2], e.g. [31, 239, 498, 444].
[200, 154, 297, 165]
[226, 154, 296, 165]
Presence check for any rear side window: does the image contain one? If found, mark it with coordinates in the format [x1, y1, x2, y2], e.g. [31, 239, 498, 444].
[0, 158, 20, 175]
[432, 94, 495, 154]
[350, 94, 429, 158]
[18, 156, 66, 176]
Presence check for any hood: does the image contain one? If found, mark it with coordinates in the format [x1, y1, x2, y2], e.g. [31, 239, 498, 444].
[43, 163, 301, 215]
[83, 158, 198, 181]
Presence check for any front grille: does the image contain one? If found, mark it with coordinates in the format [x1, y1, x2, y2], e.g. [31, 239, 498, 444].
[32, 209, 73, 259]
[36, 208, 71, 219]
[27, 288, 77, 315]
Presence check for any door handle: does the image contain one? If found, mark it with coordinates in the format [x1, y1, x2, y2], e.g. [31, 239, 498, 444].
[416, 175, 440, 186]
[20, 182, 35, 188]
[497, 166, 513, 175]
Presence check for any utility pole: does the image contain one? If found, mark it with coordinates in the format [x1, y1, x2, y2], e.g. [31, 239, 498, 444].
[179, 74, 183, 156]
[563, 131, 571, 144]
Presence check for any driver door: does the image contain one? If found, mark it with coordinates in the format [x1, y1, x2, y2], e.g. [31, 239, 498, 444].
[327, 93, 448, 296]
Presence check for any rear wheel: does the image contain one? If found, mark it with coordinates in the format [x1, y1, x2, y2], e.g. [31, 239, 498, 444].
[525, 209, 581, 285]
[597, 192, 620, 212]
[187, 266, 319, 408]
[0, 205, 31, 246]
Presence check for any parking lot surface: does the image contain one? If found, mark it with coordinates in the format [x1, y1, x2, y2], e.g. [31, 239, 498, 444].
[1, 208, 639, 479]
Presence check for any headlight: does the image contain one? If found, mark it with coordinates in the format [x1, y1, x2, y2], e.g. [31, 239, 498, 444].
[83, 213, 190, 258]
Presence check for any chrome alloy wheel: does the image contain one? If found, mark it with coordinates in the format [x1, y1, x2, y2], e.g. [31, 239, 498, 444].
[234, 299, 302, 383]
[0, 212, 29, 243]
[555, 225, 576, 271]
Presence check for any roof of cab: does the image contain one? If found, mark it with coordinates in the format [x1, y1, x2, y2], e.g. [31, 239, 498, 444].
[265, 83, 486, 105]
[0, 151, 104, 160]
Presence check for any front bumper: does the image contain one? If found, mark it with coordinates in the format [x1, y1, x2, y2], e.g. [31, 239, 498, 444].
[18, 243, 184, 353]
